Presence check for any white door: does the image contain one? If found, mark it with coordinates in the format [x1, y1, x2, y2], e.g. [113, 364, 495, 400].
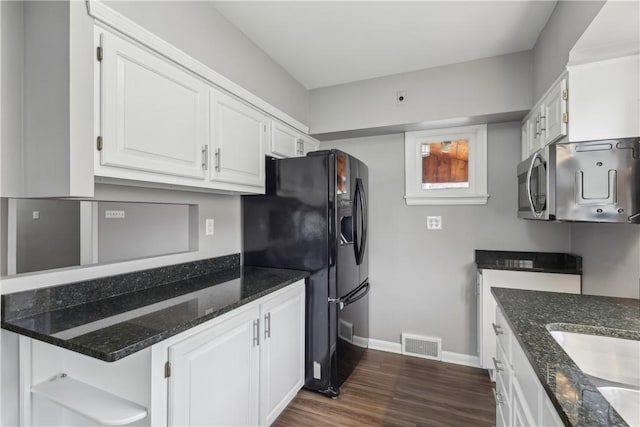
[270, 121, 300, 158]
[210, 90, 267, 187]
[168, 308, 260, 427]
[542, 79, 567, 145]
[259, 285, 305, 426]
[100, 32, 209, 179]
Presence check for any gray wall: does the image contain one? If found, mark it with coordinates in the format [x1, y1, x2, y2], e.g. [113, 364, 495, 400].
[570, 223, 640, 299]
[309, 51, 532, 135]
[531, 0, 605, 99]
[97, 202, 190, 264]
[104, 1, 309, 124]
[16, 199, 80, 274]
[322, 123, 573, 355]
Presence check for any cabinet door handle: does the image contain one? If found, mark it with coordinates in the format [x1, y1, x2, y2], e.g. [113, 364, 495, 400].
[201, 145, 209, 170]
[264, 312, 271, 339]
[492, 323, 504, 335]
[492, 357, 504, 372]
[214, 148, 221, 172]
[253, 318, 260, 347]
[540, 113, 546, 132]
[492, 388, 504, 406]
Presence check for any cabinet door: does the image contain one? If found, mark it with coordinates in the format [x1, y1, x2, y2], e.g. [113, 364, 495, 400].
[301, 136, 319, 156]
[101, 32, 208, 179]
[542, 79, 568, 145]
[168, 308, 260, 427]
[270, 121, 300, 158]
[210, 90, 267, 187]
[521, 121, 530, 161]
[259, 284, 305, 426]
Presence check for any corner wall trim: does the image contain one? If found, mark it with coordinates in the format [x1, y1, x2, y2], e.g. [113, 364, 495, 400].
[368, 338, 481, 368]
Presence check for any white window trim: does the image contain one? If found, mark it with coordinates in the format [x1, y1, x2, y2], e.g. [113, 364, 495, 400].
[404, 124, 489, 206]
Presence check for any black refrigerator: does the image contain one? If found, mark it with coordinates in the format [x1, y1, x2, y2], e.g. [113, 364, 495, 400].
[242, 149, 369, 398]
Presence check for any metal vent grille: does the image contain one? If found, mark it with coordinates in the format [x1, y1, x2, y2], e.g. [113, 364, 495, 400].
[401, 333, 442, 360]
[338, 319, 353, 343]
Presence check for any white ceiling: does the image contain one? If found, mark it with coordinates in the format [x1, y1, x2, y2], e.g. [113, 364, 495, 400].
[212, 1, 557, 90]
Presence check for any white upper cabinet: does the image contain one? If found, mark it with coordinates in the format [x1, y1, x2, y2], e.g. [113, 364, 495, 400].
[541, 78, 568, 146]
[268, 121, 319, 158]
[568, 56, 639, 141]
[270, 121, 302, 158]
[100, 32, 209, 180]
[301, 135, 320, 156]
[210, 90, 268, 189]
[521, 74, 568, 160]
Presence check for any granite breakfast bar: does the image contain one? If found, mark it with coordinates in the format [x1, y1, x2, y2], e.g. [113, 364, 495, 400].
[1, 254, 308, 426]
[492, 288, 640, 427]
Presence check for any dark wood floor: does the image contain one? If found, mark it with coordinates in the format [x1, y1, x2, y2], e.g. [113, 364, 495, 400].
[274, 349, 495, 427]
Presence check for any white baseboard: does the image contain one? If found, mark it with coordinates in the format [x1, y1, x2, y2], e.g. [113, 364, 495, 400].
[367, 338, 480, 368]
[367, 338, 401, 354]
[441, 351, 481, 368]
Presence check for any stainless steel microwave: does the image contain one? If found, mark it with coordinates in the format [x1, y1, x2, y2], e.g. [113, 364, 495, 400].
[517, 145, 556, 220]
[555, 137, 640, 224]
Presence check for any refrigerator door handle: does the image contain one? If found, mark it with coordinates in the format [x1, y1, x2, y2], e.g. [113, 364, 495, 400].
[353, 178, 366, 266]
[328, 280, 370, 311]
[342, 280, 369, 309]
[358, 179, 367, 264]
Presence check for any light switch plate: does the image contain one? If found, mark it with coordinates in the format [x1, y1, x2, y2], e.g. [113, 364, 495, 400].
[427, 216, 442, 230]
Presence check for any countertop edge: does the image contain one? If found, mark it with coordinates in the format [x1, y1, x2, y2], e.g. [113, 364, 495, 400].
[2, 272, 308, 362]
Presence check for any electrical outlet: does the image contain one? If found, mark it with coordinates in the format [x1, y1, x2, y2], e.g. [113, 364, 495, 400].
[205, 218, 214, 236]
[105, 210, 125, 219]
[32, 211, 40, 220]
[396, 90, 407, 105]
[427, 216, 442, 230]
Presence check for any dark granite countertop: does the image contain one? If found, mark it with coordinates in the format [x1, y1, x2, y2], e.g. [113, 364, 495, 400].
[476, 250, 582, 274]
[492, 288, 640, 426]
[2, 263, 307, 362]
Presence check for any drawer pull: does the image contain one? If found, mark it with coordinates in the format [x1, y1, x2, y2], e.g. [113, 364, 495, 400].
[492, 387, 504, 406]
[492, 357, 504, 372]
[492, 322, 504, 335]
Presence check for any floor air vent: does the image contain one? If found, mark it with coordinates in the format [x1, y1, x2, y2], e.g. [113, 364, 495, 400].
[401, 333, 442, 360]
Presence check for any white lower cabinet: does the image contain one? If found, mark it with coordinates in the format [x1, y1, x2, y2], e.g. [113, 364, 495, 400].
[167, 282, 305, 427]
[494, 306, 564, 427]
[477, 269, 580, 374]
[259, 285, 305, 426]
[168, 306, 260, 426]
[22, 281, 305, 427]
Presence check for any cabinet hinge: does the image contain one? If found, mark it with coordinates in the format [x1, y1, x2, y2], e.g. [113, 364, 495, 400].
[96, 136, 103, 151]
[96, 46, 103, 62]
[562, 112, 569, 124]
[562, 89, 568, 100]
[164, 361, 171, 378]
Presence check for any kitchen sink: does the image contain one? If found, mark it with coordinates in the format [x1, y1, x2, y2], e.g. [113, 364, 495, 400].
[548, 328, 640, 426]
[597, 387, 640, 427]
[548, 329, 640, 386]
